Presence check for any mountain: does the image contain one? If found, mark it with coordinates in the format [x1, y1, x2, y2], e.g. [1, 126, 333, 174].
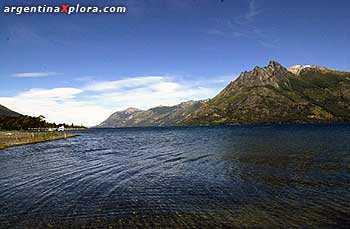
[181, 61, 350, 125]
[97, 100, 205, 127]
[0, 104, 21, 117]
[98, 61, 350, 127]
[97, 108, 143, 127]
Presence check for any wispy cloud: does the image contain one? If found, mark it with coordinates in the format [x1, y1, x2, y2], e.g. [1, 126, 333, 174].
[12, 72, 63, 78]
[208, 0, 279, 48]
[244, 0, 261, 22]
[18, 88, 83, 100]
[74, 76, 96, 82]
[84, 76, 164, 91]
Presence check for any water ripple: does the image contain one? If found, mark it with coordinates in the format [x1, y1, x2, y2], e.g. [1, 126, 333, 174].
[1, 125, 350, 228]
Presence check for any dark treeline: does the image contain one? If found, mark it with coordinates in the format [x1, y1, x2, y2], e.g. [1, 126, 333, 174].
[0, 115, 85, 130]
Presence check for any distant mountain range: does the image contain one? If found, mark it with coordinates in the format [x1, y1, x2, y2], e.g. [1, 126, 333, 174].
[97, 101, 205, 128]
[0, 105, 21, 117]
[98, 61, 350, 127]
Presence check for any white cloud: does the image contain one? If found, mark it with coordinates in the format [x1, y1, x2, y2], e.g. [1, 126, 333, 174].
[12, 72, 63, 78]
[18, 88, 83, 100]
[149, 82, 181, 92]
[85, 76, 220, 111]
[84, 76, 164, 91]
[95, 84, 216, 111]
[0, 88, 111, 127]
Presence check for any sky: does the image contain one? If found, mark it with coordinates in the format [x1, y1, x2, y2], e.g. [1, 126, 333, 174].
[1, 0, 350, 126]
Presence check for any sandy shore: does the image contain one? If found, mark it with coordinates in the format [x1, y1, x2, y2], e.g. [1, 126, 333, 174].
[0, 131, 77, 150]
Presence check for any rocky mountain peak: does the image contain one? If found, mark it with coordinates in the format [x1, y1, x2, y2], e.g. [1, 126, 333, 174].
[124, 107, 142, 113]
[267, 60, 284, 69]
[235, 61, 291, 87]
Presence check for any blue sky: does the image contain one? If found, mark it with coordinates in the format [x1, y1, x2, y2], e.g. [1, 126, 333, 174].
[1, 0, 350, 126]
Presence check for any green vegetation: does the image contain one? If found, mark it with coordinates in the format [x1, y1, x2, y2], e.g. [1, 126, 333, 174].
[0, 115, 86, 131]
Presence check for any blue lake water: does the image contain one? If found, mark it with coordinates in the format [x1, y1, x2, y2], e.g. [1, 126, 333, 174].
[0, 125, 349, 228]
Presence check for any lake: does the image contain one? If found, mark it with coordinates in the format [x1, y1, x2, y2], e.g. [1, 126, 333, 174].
[0, 125, 349, 228]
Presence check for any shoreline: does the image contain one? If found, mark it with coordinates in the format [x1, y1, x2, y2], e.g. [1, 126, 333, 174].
[0, 131, 78, 150]
[92, 121, 350, 129]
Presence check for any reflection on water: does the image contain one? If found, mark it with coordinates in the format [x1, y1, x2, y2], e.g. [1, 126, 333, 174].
[0, 124, 349, 228]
